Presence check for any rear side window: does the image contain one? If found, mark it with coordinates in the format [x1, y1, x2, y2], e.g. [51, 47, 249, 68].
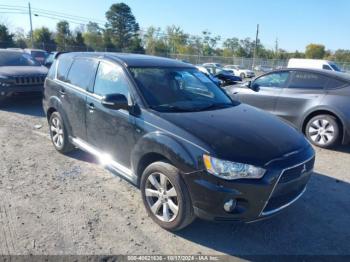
[66, 58, 97, 90]
[288, 72, 327, 90]
[93, 62, 130, 97]
[326, 78, 347, 89]
[322, 65, 332, 70]
[57, 56, 73, 82]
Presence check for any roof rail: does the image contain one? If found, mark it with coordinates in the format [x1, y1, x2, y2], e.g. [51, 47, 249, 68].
[54, 52, 69, 59]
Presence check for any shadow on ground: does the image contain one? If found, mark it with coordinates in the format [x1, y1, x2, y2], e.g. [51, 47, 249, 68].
[0, 94, 45, 117]
[176, 172, 350, 255]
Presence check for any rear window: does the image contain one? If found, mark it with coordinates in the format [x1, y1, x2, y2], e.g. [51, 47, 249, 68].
[66, 58, 97, 90]
[288, 72, 327, 90]
[57, 56, 73, 82]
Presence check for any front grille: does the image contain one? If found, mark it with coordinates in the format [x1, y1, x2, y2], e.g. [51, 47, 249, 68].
[14, 75, 46, 86]
[279, 158, 314, 183]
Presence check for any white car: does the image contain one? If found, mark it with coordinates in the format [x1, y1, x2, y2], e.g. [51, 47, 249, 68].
[287, 59, 341, 72]
[224, 65, 255, 78]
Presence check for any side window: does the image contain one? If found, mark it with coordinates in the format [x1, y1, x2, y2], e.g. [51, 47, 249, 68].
[323, 64, 332, 70]
[66, 58, 97, 90]
[326, 78, 347, 89]
[57, 56, 73, 82]
[47, 60, 57, 80]
[94, 62, 130, 98]
[253, 72, 289, 88]
[288, 72, 327, 90]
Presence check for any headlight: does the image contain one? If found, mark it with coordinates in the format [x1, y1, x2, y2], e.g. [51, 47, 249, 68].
[203, 155, 266, 180]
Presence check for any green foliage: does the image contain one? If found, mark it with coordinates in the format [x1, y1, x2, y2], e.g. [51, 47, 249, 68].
[105, 3, 143, 52]
[83, 22, 104, 51]
[305, 44, 326, 59]
[0, 24, 14, 48]
[33, 27, 56, 51]
[55, 20, 72, 51]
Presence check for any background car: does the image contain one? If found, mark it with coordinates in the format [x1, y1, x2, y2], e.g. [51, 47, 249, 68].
[224, 64, 255, 79]
[203, 65, 242, 86]
[254, 65, 274, 73]
[288, 58, 342, 72]
[195, 65, 222, 86]
[24, 49, 48, 65]
[227, 68, 350, 148]
[0, 49, 48, 102]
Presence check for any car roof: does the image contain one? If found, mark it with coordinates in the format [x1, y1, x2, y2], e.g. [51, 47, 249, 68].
[58, 52, 194, 68]
[271, 68, 350, 82]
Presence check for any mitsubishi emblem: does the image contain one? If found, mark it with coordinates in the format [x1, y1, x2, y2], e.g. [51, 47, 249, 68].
[301, 164, 307, 174]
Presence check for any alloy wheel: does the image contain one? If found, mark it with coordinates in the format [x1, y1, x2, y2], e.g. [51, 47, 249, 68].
[308, 119, 335, 145]
[51, 117, 64, 148]
[145, 172, 179, 222]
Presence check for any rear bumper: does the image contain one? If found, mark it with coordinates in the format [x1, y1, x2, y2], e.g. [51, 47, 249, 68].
[182, 146, 315, 222]
[0, 84, 43, 94]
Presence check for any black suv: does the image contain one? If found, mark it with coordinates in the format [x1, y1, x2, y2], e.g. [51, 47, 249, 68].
[0, 49, 48, 102]
[43, 53, 315, 231]
[228, 68, 350, 148]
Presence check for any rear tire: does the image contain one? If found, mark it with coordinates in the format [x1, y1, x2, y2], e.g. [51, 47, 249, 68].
[240, 73, 245, 79]
[140, 161, 195, 231]
[305, 114, 340, 148]
[49, 112, 75, 154]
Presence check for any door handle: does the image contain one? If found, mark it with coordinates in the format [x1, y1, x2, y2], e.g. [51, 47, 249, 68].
[88, 103, 95, 111]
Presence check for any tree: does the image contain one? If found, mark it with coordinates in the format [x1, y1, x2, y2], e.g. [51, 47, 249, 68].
[143, 26, 168, 55]
[13, 28, 28, 48]
[72, 31, 86, 51]
[55, 20, 72, 51]
[201, 30, 221, 56]
[105, 3, 143, 52]
[33, 27, 56, 51]
[0, 24, 14, 48]
[83, 22, 104, 51]
[305, 44, 326, 59]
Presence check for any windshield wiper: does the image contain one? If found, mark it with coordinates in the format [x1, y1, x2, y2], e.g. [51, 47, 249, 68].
[150, 105, 195, 112]
[197, 103, 233, 111]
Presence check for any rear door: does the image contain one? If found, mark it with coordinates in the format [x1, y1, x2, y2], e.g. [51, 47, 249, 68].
[57, 57, 98, 140]
[233, 71, 290, 114]
[275, 71, 327, 127]
[86, 61, 137, 168]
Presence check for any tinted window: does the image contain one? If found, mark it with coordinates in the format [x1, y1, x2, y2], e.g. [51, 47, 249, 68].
[0, 52, 40, 66]
[66, 58, 97, 90]
[47, 60, 57, 79]
[254, 72, 289, 88]
[57, 56, 73, 81]
[94, 62, 130, 97]
[326, 78, 347, 89]
[288, 72, 327, 89]
[323, 65, 332, 70]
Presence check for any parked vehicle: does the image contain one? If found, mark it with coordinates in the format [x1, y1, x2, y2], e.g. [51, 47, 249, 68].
[228, 68, 350, 148]
[0, 49, 48, 102]
[202, 62, 222, 68]
[44, 52, 58, 68]
[43, 53, 315, 231]
[288, 58, 341, 72]
[254, 65, 274, 73]
[195, 65, 222, 86]
[203, 65, 242, 86]
[224, 65, 255, 78]
[24, 49, 48, 64]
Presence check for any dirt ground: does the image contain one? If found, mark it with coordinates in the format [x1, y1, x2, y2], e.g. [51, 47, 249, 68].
[0, 95, 349, 257]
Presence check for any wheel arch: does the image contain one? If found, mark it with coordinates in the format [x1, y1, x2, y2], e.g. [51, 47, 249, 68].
[131, 132, 201, 187]
[46, 97, 73, 137]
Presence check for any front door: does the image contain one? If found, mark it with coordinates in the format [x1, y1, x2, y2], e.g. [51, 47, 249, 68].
[86, 61, 137, 169]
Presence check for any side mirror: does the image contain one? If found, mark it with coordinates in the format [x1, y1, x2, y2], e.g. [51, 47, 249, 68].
[251, 82, 260, 92]
[44, 61, 52, 68]
[101, 94, 129, 111]
[243, 80, 252, 88]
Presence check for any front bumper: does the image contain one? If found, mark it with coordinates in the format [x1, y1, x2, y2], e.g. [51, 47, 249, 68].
[0, 84, 44, 95]
[182, 146, 315, 222]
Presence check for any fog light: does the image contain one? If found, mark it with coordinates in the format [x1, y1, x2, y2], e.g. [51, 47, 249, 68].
[223, 199, 237, 213]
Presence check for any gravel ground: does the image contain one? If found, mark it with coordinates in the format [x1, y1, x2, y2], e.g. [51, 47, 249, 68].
[0, 95, 349, 257]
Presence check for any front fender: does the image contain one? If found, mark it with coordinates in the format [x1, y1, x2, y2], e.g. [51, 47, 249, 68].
[131, 131, 204, 176]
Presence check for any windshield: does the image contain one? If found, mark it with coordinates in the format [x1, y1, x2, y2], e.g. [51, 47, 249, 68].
[0, 52, 41, 66]
[129, 67, 234, 112]
[330, 63, 341, 72]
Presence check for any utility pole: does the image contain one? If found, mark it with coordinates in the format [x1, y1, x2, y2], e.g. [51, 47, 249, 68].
[28, 2, 34, 48]
[252, 24, 259, 70]
[275, 38, 279, 57]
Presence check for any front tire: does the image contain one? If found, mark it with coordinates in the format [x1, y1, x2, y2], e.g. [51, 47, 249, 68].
[140, 161, 195, 231]
[305, 114, 340, 148]
[240, 73, 245, 79]
[49, 112, 75, 154]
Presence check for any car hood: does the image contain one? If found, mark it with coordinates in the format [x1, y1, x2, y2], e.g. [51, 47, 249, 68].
[0, 66, 48, 77]
[159, 104, 308, 167]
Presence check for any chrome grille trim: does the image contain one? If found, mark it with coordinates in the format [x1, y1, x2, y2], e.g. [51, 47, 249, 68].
[13, 75, 46, 86]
